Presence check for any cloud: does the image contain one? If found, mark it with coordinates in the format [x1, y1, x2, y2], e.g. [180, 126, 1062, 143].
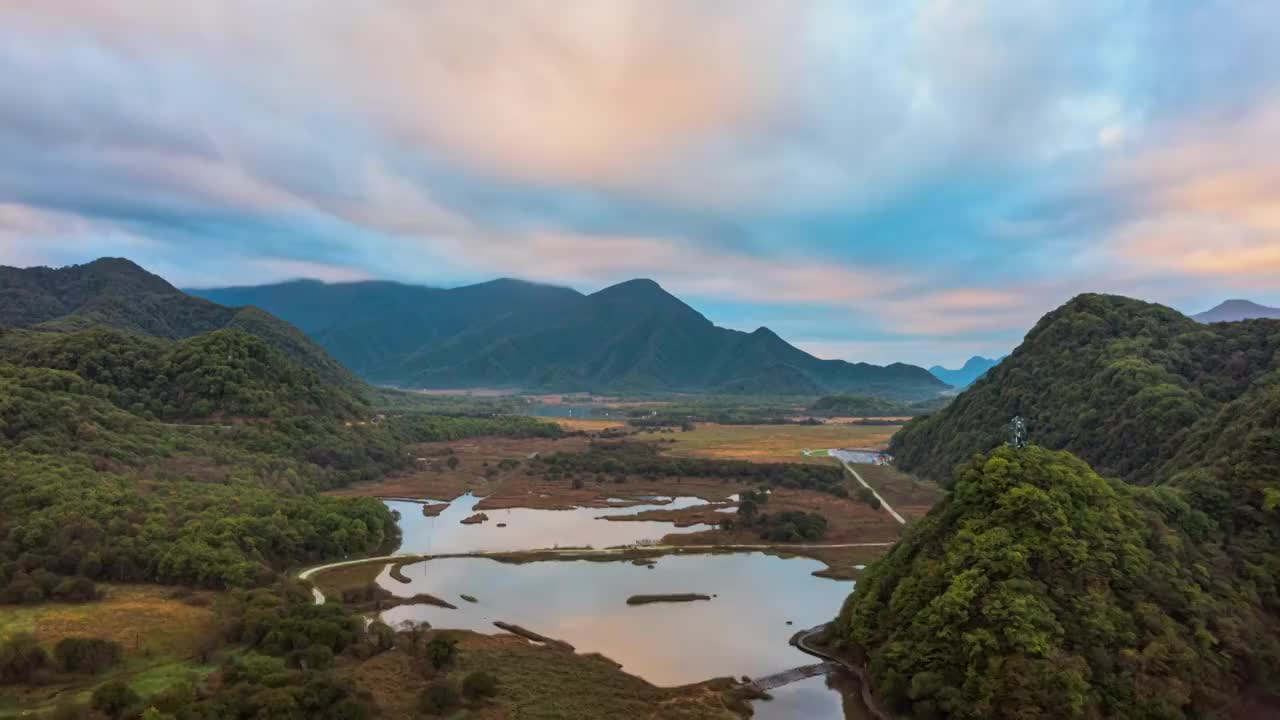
[1101, 102, 1280, 282]
[0, 0, 1188, 212]
[0, 204, 159, 267]
[411, 228, 906, 306]
[2, 1, 1280, 366]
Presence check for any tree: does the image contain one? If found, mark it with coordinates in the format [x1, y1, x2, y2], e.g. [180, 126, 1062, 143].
[426, 637, 458, 670]
[368, 621, 395, 654]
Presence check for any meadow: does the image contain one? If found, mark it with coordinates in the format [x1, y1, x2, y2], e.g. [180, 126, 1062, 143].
[665, 423, 900, 464]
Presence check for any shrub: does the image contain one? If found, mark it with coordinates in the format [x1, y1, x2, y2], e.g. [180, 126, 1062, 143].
[54, 637, 123, 674]
[462, 670, 499, 700]
[419, 681, 461, 715]
[91, 679, 139, 718]
[0, 633, 51, 684]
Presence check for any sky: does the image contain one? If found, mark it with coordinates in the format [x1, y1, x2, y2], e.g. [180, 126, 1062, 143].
[1, 1, 1278, 367]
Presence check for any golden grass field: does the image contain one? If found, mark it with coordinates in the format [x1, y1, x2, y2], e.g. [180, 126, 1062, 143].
[665, 423, 900, 464]
[0, 585, 220, 716]
[0, 584, 218, 658]
[550, 417, 629, 432]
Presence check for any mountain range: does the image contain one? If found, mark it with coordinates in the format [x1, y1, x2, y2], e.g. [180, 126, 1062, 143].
[1192, 298, 1280, 323]
[191, 276, 949, 399]
[927, 355, 1001, 388]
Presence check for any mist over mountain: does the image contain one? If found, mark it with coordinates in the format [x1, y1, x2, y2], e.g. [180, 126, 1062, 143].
[927, 355, 1001, 388]
[193, 277, 948, 399]
[1192, 299, 1280, 323]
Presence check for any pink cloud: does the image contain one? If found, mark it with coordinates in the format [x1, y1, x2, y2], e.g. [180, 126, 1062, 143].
[1103, 102, 1280, 282]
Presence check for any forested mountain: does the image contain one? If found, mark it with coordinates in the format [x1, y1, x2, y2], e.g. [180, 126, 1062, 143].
[0, 258, 353, 387]
[837, 446, 1276, 719]
[1193, 299, 1280, 323]
[891, 294, 1280, 484]
[193, 276, 948, 399]
[0, 275, 569, 716]
[927, 355, 1000, 388]
[839, 293, 1280, 718]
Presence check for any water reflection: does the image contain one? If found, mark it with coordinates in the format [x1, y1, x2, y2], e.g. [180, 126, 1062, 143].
[379, 553, 853, 688]
[389, 494, 715, 555]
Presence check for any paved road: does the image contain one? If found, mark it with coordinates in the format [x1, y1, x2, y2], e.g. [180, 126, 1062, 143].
[791, 624, 894, 720]
[298, 541, 896, 604]
[829, 450, 906, 525]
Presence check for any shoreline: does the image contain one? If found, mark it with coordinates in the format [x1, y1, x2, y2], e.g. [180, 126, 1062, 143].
[298, 540, 893, 604]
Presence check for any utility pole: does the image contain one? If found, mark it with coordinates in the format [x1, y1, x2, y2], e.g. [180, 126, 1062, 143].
[1008, 416, 1028, 449]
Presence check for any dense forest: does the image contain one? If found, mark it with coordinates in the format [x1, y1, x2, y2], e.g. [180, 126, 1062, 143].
[891, 294, 1280, 485]
[841, 294, 1280, 718]
[1, 257, 355, 389]
[0, 264, 579, 717]
[0, 278, 566, 604]
[836, 446, 1277, 719]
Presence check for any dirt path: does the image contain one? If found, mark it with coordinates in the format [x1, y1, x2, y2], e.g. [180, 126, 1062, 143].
[830, 450, 907, 525]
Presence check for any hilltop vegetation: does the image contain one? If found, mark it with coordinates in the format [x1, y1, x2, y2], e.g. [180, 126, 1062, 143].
[836, 446, 1277, 719]
[892, 294, 1280, 485]
[0, 326, 364, 421]
[0, 257, 356, 389]
[844, 294, 1280, 718]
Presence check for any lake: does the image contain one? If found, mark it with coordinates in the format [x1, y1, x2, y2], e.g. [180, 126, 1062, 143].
[381, 496, 868, 718]
[524, 403, 620, 419]
[388, 493, 716, 554]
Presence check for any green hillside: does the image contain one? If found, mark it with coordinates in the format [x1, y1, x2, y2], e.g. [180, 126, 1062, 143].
[891, 294, 1280, 485]
[836, 446, 1276, 719]
[838, 294, 1280, 718]
[0, 258, 355, 390]
[0, 326, 363, 420]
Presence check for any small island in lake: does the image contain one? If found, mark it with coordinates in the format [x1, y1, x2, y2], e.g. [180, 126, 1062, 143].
[626, 593, 712, 606]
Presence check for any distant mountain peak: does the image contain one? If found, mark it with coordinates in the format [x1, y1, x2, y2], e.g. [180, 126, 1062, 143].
[591, 278, 665, 297]
[1192, 299, 1280, 323]
[84, 256, 148, 272]
[928, 355, 1001, 388]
